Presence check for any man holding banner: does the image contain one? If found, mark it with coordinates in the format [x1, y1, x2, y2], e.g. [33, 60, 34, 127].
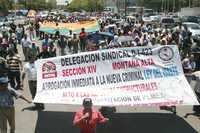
[73, 98, 109, 133]
[33, 45, 199, 112]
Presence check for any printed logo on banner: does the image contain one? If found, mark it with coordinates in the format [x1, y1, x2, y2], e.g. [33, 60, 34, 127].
[158, 46, 174, 61]
[42, 61, 57, 79]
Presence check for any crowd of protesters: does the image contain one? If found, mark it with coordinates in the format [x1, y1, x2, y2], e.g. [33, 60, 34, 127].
[0, 13, 199, 92]
[0, 11, 200, 133]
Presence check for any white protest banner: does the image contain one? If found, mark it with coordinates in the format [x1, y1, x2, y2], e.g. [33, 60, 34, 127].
[33, 45, 199, 106]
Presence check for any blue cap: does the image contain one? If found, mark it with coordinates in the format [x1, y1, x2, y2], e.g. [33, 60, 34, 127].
[0, 77, 9, 84]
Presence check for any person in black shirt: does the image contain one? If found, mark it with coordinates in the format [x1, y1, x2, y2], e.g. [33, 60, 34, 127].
[49, 42, 56, 57]
[0, 57, 9, 77]
[35, 21, 40, 38]
[37, 46, 51, 59]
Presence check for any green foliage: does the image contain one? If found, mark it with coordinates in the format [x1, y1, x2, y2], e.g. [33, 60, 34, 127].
[24, 0, 57, 10]
[68, 0, 104, 12]
[0, 0, 57, 14]
[0, 0, 13, 14]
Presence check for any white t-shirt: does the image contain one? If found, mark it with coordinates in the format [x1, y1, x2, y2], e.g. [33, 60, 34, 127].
[67, 33, 73, 41]
[16, 27, 23, 34]
[23, 62, 37, 81]
[1, 26, 8, 33]
[21, 38, 31, 48]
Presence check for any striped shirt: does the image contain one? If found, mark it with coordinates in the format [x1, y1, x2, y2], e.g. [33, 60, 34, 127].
[7, 55, 21, 72]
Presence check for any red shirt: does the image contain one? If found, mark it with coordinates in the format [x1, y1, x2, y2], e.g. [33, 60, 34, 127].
[79, 32, 87, 39]
[73, 108, 107, 133]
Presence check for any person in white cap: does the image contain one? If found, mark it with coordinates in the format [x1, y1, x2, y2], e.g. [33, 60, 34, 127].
[108, 35, 121, 48]
[0, 76, 31, 133]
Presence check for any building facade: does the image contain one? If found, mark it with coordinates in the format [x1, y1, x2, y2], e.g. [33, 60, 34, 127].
[103, 0, 136, 14]
[56, 0, 72, 6]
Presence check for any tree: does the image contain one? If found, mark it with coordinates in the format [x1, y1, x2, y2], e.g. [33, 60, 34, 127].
[46, 0, 57, 9]
[0, 0, 13, 15]
[16, 0, 57, 10]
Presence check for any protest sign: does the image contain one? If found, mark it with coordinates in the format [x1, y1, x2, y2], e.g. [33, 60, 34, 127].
[33, 45, 199, 106]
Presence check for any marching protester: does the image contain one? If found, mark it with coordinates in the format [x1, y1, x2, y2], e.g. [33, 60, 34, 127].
[9, 34, 18, 54]
[9, 23, 16, 36]
[182, 54, 196, 74]
[72, 32, 79, 54]
[0, 56, 9, 78]
[107, 35, 121, 48]
[49, 42, 57, 57]
[73, 98, 109, 133]
[182, 54, 196, 85]
[57, 35, 67, 56]
[29, 42, 40, 59]
[0, 76, 31, 133]
[182, 32, 194, 58]
[16, 24, 23, 44]
[67, 30, 73, 53]
[79, 28, 87, 52]
[42, 34, 52, 47]
[1, 24, 9, 38]
[35, 21, 40, 38]
[55, 23, 60, 39]
[37, 45, 52, 59]
[29, 23, 35, 41]
[6, 48, 23, 90]
[1, 6, 200, 132]
[21, 54, 44, 110]
[0, 36, 9, 59]
[21, 34, 31, 61]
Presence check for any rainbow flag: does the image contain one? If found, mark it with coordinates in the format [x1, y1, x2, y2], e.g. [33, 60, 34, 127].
[39, 20, 100, 35]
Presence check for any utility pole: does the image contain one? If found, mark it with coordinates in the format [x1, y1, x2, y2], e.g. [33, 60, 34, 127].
[161, 0, 164, 12]
[124, 0, 127, 17]
[189, 0, 191, 7]
[173, 0, 176, 12]
[167, 0, 170, 12]
[95, 0, 97, 12]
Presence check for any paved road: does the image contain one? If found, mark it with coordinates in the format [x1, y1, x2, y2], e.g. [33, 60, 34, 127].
[14, 39, 200, 133]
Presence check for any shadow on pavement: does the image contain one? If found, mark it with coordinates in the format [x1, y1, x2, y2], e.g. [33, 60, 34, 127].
[184, 109, 200, 118]
[34, 111, 198, 133]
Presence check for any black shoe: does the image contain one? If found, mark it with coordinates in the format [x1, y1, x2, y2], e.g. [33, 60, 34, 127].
[39, 105, 45, 110]
[173, 111, 177, 115]
[38, 104, 45, 110]
[34, 104, 44, 111]
[171, 107, 176, 114]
